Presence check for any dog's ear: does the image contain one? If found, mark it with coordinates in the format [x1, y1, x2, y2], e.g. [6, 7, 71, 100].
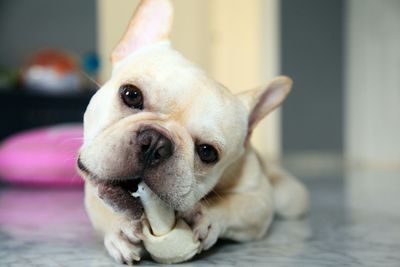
[237, 76, 292, 137]
[111, 0, 173, 64]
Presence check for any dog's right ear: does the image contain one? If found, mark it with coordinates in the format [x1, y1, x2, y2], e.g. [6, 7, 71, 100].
[237, 76, 292, 142]
[111, 0, 173, 64]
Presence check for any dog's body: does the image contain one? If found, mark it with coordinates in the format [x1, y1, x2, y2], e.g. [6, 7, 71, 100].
[78, 0, 308, 264]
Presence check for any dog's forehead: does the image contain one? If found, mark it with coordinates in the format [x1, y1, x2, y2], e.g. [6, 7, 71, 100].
[112, 43, 242, 120]
[113, 43, 224, 105]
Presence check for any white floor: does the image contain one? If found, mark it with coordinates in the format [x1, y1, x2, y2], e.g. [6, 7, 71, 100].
[0, 165, 399, 266]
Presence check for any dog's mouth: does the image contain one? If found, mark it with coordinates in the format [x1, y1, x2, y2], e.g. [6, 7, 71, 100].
[77, 156, 140, 187]
[105, 178, 141, 194]
[77, 156, 144, 219]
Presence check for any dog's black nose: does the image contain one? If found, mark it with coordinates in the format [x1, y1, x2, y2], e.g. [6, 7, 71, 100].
[137, 128, 173, 167]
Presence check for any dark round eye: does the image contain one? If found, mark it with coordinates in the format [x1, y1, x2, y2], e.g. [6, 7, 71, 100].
[120, 84, 143, 109]
[196, 144, 219, 164]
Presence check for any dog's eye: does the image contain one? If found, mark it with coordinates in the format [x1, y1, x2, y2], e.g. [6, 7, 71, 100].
[120, 84, 144, 109]
[196, 144, 219, 164]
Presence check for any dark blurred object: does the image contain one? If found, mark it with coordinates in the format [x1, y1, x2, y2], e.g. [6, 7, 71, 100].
[82, 52, 99, 76]
[81, 52, 100, 90]
[21, 49, 82, 94]
[0, 89, 94, 141]
[0, 66, 18, 89]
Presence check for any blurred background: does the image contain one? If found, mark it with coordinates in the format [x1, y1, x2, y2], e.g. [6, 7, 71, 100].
[0, 0, 399, 182]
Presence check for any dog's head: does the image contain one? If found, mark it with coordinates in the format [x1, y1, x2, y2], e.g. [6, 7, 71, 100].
[78, 0, 292, 212]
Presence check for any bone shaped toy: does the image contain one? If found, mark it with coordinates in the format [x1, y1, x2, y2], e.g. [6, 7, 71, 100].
[132, 182, 200, 264]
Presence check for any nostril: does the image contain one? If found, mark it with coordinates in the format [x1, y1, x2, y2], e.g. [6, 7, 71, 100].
[138, 133, 152, 146]
[141, 144, 151, 153]
[137, 128, 173, 166]
[137, 130, 153, 153]
[153, 151, 161, 160]
[156, 144, 172, 159]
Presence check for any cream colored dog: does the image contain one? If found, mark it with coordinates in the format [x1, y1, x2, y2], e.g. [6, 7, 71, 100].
[78, 0, 308, 264]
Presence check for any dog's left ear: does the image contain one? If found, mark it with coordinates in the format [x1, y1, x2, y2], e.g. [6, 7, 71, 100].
[111, 0, 173, 64]
[237, 76, 293, 137]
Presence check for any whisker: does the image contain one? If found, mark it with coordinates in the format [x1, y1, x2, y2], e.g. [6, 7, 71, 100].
[80, 70, 102, 89]
[210, 189, 224, 201]
[69, 173, 83, 182]
[59, 137, 84, 143]
[202, 196, 210, 207]
[61, 156, 79, 164]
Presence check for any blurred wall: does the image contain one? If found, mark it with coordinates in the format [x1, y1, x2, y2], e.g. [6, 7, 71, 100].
[281, 0, 344, 155]
[0, 0, 96, 68]
[345, 0, 400, 167]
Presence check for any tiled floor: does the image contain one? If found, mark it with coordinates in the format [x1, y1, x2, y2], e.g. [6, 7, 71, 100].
[1, 167, 399, 266]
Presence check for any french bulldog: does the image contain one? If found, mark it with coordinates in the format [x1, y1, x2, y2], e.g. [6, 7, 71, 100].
[77, 0, 309, 264]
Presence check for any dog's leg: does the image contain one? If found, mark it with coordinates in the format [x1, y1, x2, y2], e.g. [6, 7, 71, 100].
[85, 182, 145, 265]
[182, 174, 274, 251]
[268, 166, 309, 219]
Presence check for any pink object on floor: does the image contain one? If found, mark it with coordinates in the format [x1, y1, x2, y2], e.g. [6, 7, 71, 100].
[0, 124, 84, 186]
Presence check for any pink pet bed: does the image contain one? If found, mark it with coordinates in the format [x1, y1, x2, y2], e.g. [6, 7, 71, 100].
[0, 124, 84, 186]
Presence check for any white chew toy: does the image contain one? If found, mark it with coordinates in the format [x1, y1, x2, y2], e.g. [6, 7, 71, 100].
[132, 182, 200, 264]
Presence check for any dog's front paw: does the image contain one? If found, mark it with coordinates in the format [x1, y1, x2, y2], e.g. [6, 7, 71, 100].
[182, 204, 222, 252]
[104, 218, 144, 265]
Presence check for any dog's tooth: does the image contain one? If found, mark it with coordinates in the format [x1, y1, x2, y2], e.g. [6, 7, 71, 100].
[131, 192, 140, 198]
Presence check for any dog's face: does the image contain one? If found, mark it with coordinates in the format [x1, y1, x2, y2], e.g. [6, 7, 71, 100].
[78, 0, 292, 212]
[80, 42, 248, 210]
